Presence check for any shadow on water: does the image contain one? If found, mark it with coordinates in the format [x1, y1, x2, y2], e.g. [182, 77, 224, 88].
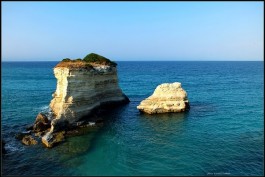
[3, 103, 132, 175]
[3, 100, 211, 168]
[4, 100, 216, 175]
[189, 101, 217, 112]
[139, 111, 188, 119]
[138, 111, 189, 134]
[39, 103, 131, 168]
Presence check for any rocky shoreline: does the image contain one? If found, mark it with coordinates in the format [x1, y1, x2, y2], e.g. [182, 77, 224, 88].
[15, 109, 108, 148]
[15, 101, 129, 149]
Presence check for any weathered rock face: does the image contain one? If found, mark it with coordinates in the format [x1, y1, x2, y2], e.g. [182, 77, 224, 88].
[41, 131, 65, 148]
[33, 113, 51, 132]
[41, 61, 129, 147]
[137, 82, 189, 114]
[49, 65, 129, 127]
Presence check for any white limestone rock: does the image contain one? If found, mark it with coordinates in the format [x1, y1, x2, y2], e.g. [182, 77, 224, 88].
[137, 82, 189, 114]
[49, 63, 129, 131]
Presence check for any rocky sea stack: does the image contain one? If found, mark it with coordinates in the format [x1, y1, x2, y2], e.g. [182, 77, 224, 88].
[49, 53, 129, 129]
[20, 53, 129, 148]
[137, 82, 189, 114]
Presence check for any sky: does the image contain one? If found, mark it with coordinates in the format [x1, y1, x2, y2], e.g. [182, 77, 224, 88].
[1, 1, 264, 61]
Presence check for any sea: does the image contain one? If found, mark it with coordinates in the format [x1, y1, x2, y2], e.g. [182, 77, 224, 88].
[1, 61, 264, 176]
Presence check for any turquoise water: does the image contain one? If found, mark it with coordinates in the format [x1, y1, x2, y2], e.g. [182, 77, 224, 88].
[1, 61, 264, 176]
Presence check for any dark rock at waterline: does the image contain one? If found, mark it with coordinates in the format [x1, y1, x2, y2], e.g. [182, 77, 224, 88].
[33, 113, 51, 132]
[21, 135, 38, 145]
[15, 130, 41, 146]
[26, 124, 34, 131]
[35, 113, 49, 123]
[15, 131, 40, 146]
[51, 119, 70, 132]
[15, 131, 31, 140]
[41, 121, 102, 147]
[33, 121, 50, 132]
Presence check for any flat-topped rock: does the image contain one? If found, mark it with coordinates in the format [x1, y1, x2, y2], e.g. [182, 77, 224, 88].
[40, 53, 129, 147]
[49, 59, 129, 127]
[137, 82, 190, 114]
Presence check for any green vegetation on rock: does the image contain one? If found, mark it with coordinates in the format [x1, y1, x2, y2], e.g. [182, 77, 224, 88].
[75, 58, 82, 62]
[60, 53, 117, 67]
[62, 58, 72, 62]
[83, 53, 117, 67]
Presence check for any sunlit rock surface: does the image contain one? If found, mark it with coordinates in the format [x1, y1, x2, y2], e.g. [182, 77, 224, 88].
[41, 54, 129, 147]
[137, 82, 189, 114]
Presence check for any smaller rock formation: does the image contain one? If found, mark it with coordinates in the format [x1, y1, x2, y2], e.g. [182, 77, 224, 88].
[137, 82, 190, 114]
[33, 113, 51, 132]
[16, 113, 51, 146]
[21, 135, 38, 145]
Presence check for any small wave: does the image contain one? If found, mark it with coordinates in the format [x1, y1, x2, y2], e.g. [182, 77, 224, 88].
[5, 142, 25, 152]
[40, 105, 49, 112]
[39, 105, 55, 120]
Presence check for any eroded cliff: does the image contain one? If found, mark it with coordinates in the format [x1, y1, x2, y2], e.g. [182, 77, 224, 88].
[40, 53, 129, 147]
[49, 64, 129, 126]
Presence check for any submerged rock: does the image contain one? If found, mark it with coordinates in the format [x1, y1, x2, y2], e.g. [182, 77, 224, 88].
[137, 82, 190, 114]
[21, 135, 38, 145]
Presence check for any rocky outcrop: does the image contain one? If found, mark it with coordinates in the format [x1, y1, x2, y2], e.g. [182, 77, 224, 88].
[33, 113, 51, 132]
[137, 82, 189, 114]
[49, 63, 129, 128]
[15, 113, 51, 146]
[40, 53, 129, 147]
[21, 135, 38, 145]
[42, 131, 65, 148]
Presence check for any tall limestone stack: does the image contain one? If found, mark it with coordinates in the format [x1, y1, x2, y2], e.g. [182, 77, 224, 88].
[137, 82, 189, 114]
[41, 53, 129, 147]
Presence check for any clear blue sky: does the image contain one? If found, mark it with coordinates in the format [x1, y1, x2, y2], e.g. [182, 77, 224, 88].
[2, 1, 264, 61]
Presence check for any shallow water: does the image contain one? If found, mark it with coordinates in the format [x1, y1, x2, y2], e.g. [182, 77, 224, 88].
[1, 61, 264, 176]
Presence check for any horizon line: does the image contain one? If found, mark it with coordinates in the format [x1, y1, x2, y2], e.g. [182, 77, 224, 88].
[1, 60, 264, 62]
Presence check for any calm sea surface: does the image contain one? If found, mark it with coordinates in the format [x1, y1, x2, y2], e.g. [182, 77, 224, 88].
[1, 61, 264, 176]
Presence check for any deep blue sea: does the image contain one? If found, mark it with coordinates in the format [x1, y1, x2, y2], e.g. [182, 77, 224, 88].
[1, 61, 264, 176]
